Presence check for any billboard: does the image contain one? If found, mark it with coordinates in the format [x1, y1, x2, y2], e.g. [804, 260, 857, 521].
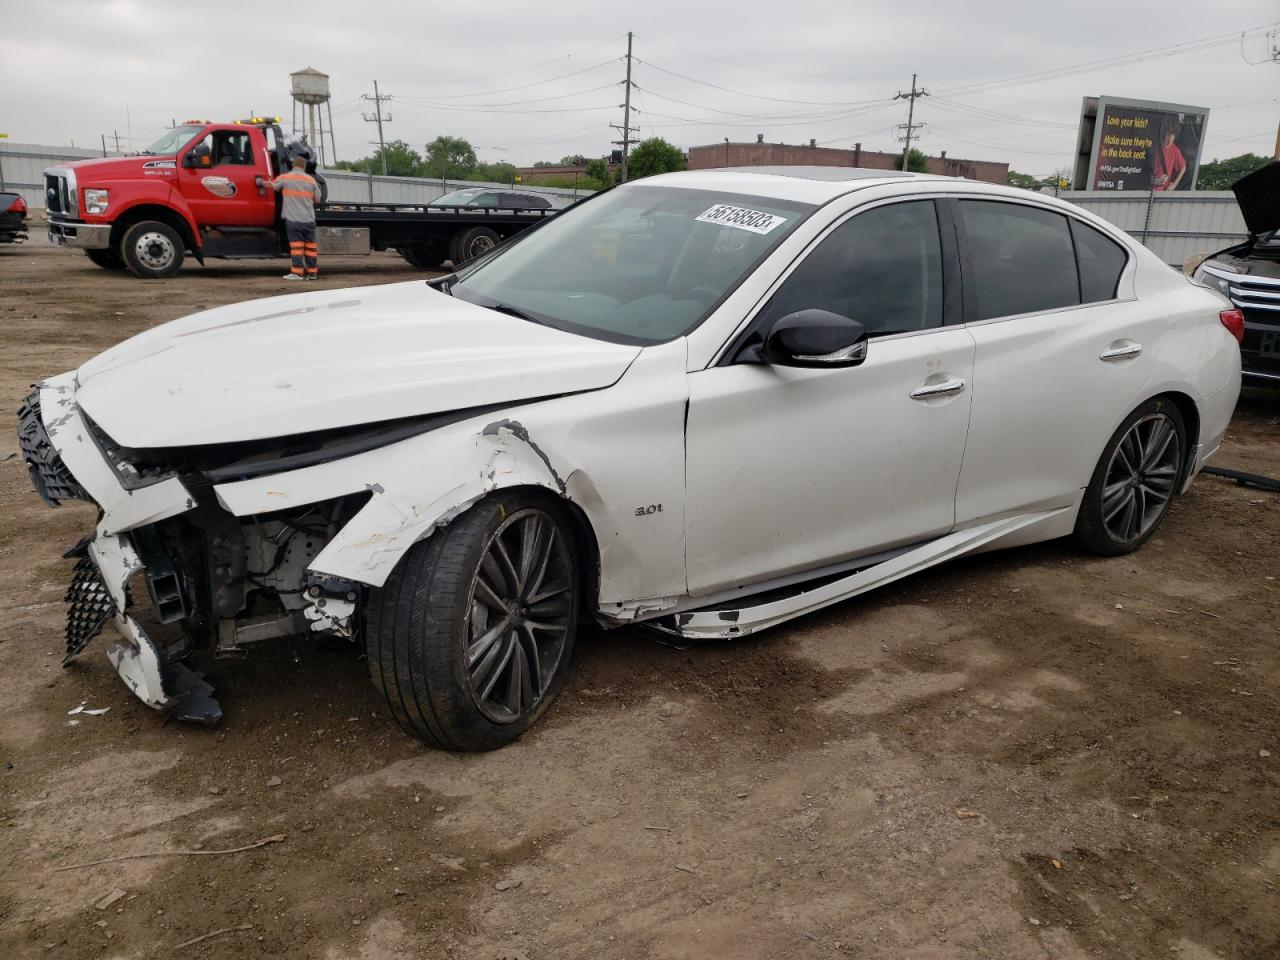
[1075, 96, 1209, 192]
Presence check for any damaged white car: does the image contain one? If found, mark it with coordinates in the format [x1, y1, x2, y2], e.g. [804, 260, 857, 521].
[19, 167, 1241, 750]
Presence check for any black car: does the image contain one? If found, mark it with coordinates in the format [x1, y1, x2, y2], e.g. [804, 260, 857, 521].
[1192, 162, 1280, 388]
[0, 192, 27, 244]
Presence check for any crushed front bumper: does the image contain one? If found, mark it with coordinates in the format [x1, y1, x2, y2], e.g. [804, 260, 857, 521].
[47, 218, 111, 250]
[19, 377, 219, 723]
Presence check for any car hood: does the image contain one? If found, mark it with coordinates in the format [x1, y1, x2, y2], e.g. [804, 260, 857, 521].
[74, 281, 641, 448]
[1232, 160, 1280, 237]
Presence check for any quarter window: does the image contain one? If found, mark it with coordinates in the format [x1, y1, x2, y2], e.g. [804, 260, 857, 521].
[1070, 219, 1127, 302]
[758, 200, 944, 337]
[959, 200, 1079, 320]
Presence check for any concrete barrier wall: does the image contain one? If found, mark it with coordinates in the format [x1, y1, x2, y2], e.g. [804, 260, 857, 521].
[1, 142, 591, 211]
[1060, 190, 1248, 266]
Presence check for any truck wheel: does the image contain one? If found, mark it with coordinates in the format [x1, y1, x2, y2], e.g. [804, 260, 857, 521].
[365, 491, 580, 751]
[121, 221, 185, 279]
[399, 245, 445, 270]
[85, 249, 127, 271]
[451, 226, 500, 266]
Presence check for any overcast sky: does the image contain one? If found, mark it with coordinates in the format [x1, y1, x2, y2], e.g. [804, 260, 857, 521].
[1, 1, 1276, 176]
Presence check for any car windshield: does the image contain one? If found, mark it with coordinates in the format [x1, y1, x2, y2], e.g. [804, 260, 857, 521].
[433, 189, 486, 207]
[142, 125, 204, 156]
[451, 184, 813, 344]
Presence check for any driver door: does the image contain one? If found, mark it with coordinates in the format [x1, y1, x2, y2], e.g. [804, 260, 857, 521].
[683, 199, 976, 596]
[177, 128, 274, 228]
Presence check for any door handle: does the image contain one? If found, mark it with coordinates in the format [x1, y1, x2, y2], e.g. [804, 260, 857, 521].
[910, 377, 966, 400]
[1100, 342, 1142, 361]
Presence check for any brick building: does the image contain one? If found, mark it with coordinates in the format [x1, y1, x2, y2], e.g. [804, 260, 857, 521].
[687, 137, 1009, 184]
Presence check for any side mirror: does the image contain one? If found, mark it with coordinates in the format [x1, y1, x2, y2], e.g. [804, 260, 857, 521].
[757, 309, 869, 368]
[184, 143, 212, 169]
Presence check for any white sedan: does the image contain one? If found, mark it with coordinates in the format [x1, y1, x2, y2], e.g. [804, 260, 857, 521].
[18, 167, 1242, 749]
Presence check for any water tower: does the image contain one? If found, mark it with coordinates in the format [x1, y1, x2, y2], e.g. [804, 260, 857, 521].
[290, 67, 336, 166]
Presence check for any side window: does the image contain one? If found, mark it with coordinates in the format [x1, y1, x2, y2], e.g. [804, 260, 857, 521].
[757, 200, 944, 337]
[469, 192, 503, 207]
[959, 200, 1079, 320]
[211, 131, 253, 166]
[503, 193, 530, 209]
[1070, 219, 1127, 303]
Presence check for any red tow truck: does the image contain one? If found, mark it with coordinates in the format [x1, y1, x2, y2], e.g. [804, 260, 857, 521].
[43, 118, 558, 278]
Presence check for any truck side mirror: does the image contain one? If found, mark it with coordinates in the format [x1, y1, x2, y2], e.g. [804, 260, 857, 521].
[184, 143, 212, 169]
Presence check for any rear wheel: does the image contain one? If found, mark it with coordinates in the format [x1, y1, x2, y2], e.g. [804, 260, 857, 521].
[398, 241, 447, 270]
[449, 226, 500, 266]
[120, 220, 184, 279]
[366, 492, 580, 751]
[85, 248, 126, 271]
[1073, 397, 1185, 556]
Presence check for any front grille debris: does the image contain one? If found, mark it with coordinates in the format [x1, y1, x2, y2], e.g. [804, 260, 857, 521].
[17, 389, 89, 505]
[64, 555, 117, 664]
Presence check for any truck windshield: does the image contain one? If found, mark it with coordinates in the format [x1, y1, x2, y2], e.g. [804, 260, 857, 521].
[450, 184, 813, 344]
[143, 125, 204, 156]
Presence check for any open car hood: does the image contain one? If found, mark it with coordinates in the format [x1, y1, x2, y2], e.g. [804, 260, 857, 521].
[74, 281, 640, 448]
[1232, 160, 1280, 238]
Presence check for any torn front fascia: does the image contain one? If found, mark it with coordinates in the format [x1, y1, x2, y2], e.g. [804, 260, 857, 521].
[302, 574, 360, 639]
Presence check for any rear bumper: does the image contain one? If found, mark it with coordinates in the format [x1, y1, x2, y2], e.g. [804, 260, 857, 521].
[48, 218, 111, 250]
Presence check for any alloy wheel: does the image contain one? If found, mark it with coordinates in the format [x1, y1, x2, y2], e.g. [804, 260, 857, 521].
[464, 507, 574, 723]
[1101, 412, 1181, 543]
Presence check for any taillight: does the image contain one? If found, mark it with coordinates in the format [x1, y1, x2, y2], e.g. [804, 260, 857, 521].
[1219, 309, 1244, 345]
[4, 195, 25, 214]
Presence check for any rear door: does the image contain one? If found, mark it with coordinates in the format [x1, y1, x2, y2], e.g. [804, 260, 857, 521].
[952, 199, 1155, 525]
[177, 128, 275, 228]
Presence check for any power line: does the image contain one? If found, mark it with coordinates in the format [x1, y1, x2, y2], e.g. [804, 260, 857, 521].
[361, 81, 392, 175]
[398, 82, 618, 110]
[894, 75, 928, 171]
[634, 34, 897, 82]
[396, 58, 622, 101]
[636, 59, 868, 106]
[383, 35, 625, 87]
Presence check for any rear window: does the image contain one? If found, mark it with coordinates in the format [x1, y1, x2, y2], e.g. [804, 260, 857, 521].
[960, 200, 1080, 321]
[1070, 219, 1127, 302]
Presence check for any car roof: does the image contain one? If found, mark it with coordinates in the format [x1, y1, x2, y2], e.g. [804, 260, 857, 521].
[638, 166, 960, 204]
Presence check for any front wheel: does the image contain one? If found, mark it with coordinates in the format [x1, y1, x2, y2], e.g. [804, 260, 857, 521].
[120, 220, 184, 279]
[1073, 398, 1185, 556]
[366, 492, 580, 750]
[85, 248, 127, 271]
[449, 226, 500, 266]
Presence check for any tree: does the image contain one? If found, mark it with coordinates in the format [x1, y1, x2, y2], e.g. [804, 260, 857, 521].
[422, 135, 478, 179]
[905, 148, 928, 173]
[471, 161, 516, 184]
[559, 154, 589, 166]
[1007, 169, 1042, 190]
[585, 157, 613, 188]
[1196, 153, 1270, 191]
[532, 160, 556, 168]
[330, 139, 423, 177]
[626, 138, 686, 181]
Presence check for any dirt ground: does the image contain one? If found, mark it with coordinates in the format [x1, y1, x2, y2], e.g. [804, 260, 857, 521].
[0, 241, 1276, 960]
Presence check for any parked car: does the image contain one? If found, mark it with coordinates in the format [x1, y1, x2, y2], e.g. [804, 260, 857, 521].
[432, 187, 554, 210]
[18, 167, 1241, 749]
[1191, 160, 1280, 388]
[0, 191, 28, 243]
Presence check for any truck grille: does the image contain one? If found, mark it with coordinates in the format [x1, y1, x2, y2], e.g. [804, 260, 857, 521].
[17, 388, 91, 505]
[44, 173, 69, 216]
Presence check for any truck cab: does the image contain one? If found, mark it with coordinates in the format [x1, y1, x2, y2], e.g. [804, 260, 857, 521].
[45, 119, 306, 277]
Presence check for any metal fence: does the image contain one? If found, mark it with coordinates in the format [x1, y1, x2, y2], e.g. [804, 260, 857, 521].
[1060, 190, 1247, 266]
[3, 142, 1245, 264]
[0, 142, 589, 211]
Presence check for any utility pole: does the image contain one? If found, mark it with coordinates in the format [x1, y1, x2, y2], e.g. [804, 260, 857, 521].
[112, 130, 122, 153]
[610, 32, 638, 183]
[894, 74, 928, 172]
[361, 80, 393, 175]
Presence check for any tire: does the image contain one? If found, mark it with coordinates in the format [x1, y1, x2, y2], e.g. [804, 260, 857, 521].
[1073, 397, 1186, 556]
[398, 242, 447, 270]
[450, 226, 500, 266]
[85, 248, 126, 271]
[366, 491, 580, 751]
[120, 220, 184, 279]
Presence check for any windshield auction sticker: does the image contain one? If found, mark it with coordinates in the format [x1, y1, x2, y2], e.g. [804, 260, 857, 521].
[695, 204, 788, 235]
